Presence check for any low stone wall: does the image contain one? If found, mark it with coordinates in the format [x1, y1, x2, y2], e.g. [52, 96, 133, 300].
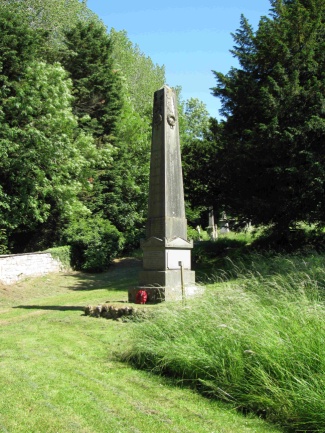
[0, 252, 64, 285]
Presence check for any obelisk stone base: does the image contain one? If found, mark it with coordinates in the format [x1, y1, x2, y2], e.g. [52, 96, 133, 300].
[128, 269, 197, 303]
[128, 279, 198, 304]
[128, 236, 200, 304]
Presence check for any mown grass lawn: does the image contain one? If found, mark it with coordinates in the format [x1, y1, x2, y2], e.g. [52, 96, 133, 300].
[0, 259, 283, 433]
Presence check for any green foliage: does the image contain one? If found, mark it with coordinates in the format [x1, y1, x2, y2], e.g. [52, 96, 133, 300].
[84, 29, 166, 251]
[0, 59, 96, 250]
[0, 228, 8, 254]
[251, 226, 325, 253]
[211, 1, 325, 233]
[182, 117, 223, 215]
[0, 0, 95, 58]
[178, 96, 221, 231]
[61, 19, 122, 145]
[0, 5, 46, 84]
[0, 7, 103, 252]
[90, 97, 151, 249]
[109, 28, 165, 118]
[63, 215, 124, 272]
[0, 3, 182, 258]
[193, 237, 248, 263]
[46, 246, 72, 269]
[126, 252, 325, 432]
[187, 226, 211, 242]
[182, 137, 220, 209]
[187, 226, 201, 242]
[180, 97, 211, 143]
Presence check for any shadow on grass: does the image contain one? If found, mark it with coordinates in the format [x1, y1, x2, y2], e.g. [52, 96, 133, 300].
[64, 258, 142, 292]
[13, 305, 85, 312]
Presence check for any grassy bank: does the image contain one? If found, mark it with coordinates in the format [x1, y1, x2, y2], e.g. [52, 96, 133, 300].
[125, 252, 325, 432]
[0, 259, 282, 433]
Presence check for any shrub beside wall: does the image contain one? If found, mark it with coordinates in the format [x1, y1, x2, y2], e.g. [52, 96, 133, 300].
[63, 216, 125, 272]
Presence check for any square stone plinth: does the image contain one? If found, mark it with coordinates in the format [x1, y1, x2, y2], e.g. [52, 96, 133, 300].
[139, 269, 195, 288]
[128, 269, 200, 303]
[128, 283, 201, 304]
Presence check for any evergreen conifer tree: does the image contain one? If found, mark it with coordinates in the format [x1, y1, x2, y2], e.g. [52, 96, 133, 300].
[212, 0, 325, 233]
[61, 20, 122, 146]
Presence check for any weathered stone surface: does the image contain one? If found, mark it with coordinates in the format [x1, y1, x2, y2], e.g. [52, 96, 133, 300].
[0, 252, 64, 285]
[141, 237, 193, 271]
[84, 303, 141, 320]
[146, 86, 187, 240]
[129, 86, 200, 303]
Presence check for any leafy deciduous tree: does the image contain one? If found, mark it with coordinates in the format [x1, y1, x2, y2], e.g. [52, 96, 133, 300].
[0, 0, 94, 58]
[2, 61, 96, 249]
[109, 28, 165, 118]
[90, 97, 152, 248]
[86, 29, 166, 248]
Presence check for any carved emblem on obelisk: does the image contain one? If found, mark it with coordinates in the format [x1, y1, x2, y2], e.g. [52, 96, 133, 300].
[166, 88, 177, 129]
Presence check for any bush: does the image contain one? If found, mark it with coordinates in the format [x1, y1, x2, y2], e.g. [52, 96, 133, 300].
[63, 216, 124, 272]
[46, 246, 71, 269]
[0, 229, 8, 254]
[251, 227, 325, 253]
[192, 237, 248, 266]
[187, 226, 210, 242]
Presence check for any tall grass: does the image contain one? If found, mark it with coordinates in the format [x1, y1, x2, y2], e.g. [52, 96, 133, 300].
[125, 253, 325, 432]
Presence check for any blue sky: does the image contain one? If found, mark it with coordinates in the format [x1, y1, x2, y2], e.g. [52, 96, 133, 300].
[86, 0, 271, 119]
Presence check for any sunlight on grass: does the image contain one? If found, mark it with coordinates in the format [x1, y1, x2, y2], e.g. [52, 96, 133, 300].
[0, 261, 283, 433]
[126, 252, 325, 432]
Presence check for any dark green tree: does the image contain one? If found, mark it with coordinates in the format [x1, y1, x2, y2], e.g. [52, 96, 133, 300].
[87, 95, 152, 249]
[182, 118, 222, 209]
[86, 29, 166, 249]
[212, 0, 325, 233]
[0, 6, 45, 87]
[61, 19, 122, 146]
[177, 95, 223, 227]
[0, 7, 43, 251]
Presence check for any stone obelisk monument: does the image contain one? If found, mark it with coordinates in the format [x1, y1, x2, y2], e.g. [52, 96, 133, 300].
[128, 85, 196, 303]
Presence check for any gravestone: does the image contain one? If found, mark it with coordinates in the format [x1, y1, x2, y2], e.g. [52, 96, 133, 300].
[207, 206, 218, 240]
[128, 85, 197, 303]
[218, 211, 229, 235]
